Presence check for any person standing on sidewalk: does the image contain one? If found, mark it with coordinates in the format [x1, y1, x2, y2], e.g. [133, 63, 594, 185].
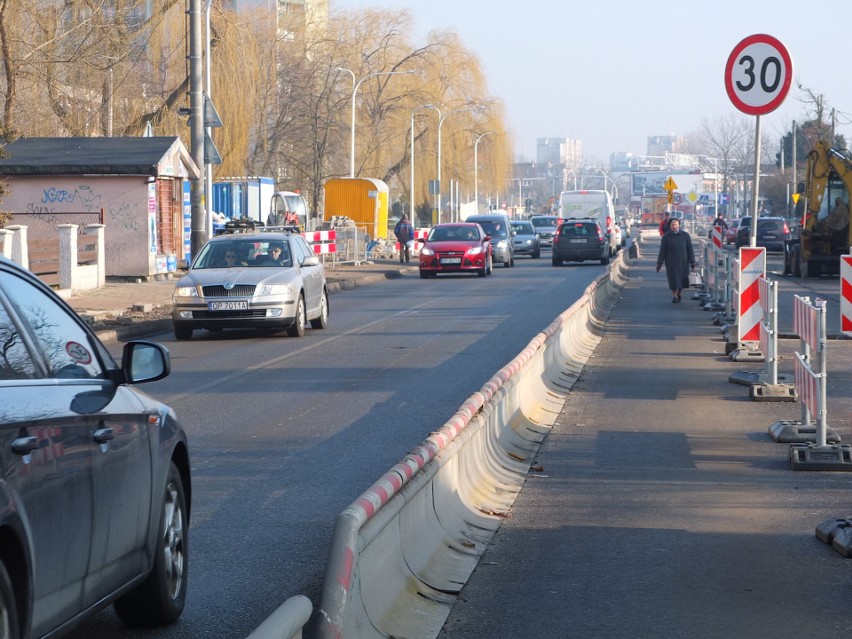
[656, 218, 695, 303]
[394, 214, 414, 263]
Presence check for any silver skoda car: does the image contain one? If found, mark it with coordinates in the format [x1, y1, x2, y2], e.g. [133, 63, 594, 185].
[172, 231, 329, 340]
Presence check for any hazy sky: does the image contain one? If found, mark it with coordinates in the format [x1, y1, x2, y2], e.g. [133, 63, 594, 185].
[331, 0, 852, 163]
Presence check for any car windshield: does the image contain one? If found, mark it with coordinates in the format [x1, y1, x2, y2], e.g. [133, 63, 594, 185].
[531, 217, 558, 229]
[474, 220, 508, 238]
[193, 240, 293, 268]
[429, 226, 479, 242]
[560, 222, 598, 237]
[512, 222, 534, 234]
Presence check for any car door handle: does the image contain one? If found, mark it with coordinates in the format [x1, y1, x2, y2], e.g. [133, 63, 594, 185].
[11, 436, 38, 455]
[92, 428, 114, 444]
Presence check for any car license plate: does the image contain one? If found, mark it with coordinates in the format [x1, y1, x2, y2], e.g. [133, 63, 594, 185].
[441, 257, 461, 264]
[763, 234, 776, 239]
[569, 239, 586, 243]
[209, 301, 248, 311]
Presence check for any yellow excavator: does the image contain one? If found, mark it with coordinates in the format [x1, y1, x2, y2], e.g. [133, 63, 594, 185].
[784, 139, 852, 277]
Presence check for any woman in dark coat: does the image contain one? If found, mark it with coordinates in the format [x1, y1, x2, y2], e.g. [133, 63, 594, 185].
[656, 218, 695, 303]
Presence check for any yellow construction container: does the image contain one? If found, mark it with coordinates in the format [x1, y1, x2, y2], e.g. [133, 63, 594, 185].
[323, 177, 389, 239]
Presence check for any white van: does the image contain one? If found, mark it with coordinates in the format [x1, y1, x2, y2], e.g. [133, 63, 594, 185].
[558, 189, 618, 255]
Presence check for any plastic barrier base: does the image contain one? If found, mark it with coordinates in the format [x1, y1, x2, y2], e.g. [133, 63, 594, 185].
[703, 302, 725, 312]
[729, 370, 792, 386]
[815, 517, 852, 558]
[769, 420, 841, 443]
[730, 346, 764, 362]
[789, 443, 852, 471]
[749, 383, 797, 402]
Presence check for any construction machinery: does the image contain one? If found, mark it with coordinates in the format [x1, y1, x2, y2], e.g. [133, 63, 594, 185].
[784, 140, 852, 277]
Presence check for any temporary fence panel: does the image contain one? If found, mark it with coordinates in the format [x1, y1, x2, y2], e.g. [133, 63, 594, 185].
[841, 256, 852, 336]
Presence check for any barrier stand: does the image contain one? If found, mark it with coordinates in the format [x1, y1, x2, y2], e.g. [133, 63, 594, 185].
[730, 247, 765, 361]
[692, 243, 713, 302]
[785, 296, 846, 459]
[702, 245, 726, 312]
[713, 253, 736, 327]
[728, 278, 796, 399]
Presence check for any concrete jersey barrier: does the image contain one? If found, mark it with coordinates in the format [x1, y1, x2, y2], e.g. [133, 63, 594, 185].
[315, 250, 632, 639]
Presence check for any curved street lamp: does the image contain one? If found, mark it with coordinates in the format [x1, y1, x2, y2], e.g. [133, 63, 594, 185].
[437, 105, 480, 221]
[410, 104, 439, 225]
[336, 67, 416, 178]
[474, 130, 497, 212]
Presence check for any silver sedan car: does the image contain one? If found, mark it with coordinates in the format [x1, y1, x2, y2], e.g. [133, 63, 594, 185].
[172, 231, 329, 340]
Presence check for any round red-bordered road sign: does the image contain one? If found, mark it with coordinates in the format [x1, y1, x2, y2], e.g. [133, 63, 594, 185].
[725, 34, 793, 116]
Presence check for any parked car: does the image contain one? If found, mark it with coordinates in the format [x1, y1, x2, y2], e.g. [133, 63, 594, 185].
[172, 230, 329, 340]
[551, 218, 610, 265]
[465, 213, 514, 267]
[510, 220, 541, 258]
[725, 218, 740, 245]
[419, 223, 492, 277]
[735, 216, 791, 251]
[530, 215, 560, 248]
[0, 256, 191, 639]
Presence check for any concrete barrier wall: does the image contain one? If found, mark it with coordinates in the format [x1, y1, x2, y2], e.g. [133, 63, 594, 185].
[316, 251, 632, 639]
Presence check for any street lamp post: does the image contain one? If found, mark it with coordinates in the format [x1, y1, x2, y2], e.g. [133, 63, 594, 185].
[410, 104, 439, 226]
[437, 106, 479, 222]
[336, 67, 416, 178]
[474, 131, 496, 213]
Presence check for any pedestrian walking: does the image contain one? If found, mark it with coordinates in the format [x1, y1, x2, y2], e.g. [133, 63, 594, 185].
[394, 214, 414, 263]
[656, 218, 695, 303]
[658, 211, 672, 236]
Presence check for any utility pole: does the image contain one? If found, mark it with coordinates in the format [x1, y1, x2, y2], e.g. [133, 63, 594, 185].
[189, 0, 205, 259]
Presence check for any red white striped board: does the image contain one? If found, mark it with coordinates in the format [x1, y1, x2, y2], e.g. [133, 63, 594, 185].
[737, 247, 766, 342]
[758, 277, 770, 357]
[841, 255, 852, 336]
[303, 229, 337, 254]
[712, 225, 723, 250]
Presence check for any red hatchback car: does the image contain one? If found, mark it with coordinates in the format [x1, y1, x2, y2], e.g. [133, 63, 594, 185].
[419, 222, 493, 277]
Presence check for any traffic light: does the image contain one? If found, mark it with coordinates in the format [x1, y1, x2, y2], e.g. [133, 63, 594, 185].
[775, 152, 781, 168]
[524, 198, 532, 213]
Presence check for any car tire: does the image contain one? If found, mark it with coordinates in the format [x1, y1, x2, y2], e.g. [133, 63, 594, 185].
[486, 255, 493, 275]
[532, 249, 540, 259]
[601, 253, 610, 265]
[0, 560, 20, 639]
[478, 263, 487, 277]
[552, 257, 562, 266]
[173, 324, 193, 341]
[310, 290, 329, 329]
[287, 295, 306, 337]
[114, 462, 188, 627]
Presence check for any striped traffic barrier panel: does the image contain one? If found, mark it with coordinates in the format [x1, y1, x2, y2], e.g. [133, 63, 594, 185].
[730, 247, 765, 361]
[394, 228, 429, 255]
[841, 255, 852, 335]
[731, 277, 795, 400]
[303, 230, 337, 255]
[712, 225, 724, 251]
[783, 296, 847, 460]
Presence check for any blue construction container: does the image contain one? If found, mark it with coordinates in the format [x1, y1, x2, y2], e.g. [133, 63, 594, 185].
[212, 177, 275, 223]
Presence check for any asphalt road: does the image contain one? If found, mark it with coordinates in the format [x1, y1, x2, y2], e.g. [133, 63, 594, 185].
[67, 251, 607, 639]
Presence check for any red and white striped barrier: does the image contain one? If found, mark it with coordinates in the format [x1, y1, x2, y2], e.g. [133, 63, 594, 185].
[712, 225, 723, 250]
[303, 230, 337, 254]
[394, 228, 429, 254]
[737, 247, 765, 342]
[841, 255, 852, 336]
[794, 353, 819, 419]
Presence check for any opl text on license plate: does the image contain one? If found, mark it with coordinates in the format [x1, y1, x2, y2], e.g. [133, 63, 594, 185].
[209, 301, 248, 311]
[441, 257, 461, 264]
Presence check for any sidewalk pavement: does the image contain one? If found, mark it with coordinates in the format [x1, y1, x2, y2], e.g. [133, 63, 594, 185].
[438, 238, 852, 638]
[64, 258, 416, 343]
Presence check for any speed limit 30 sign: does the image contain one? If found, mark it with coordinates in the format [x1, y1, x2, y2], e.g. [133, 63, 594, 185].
[725, 34, 793, 115]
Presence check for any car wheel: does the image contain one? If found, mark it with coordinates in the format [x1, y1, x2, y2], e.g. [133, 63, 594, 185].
[0, 561, 20, 639]
[478, 262, 487, 277]
[486, 255, 493, 275]
[287, 295, 306, 337]
[420, 269, 428, 278]
[173, 324, 192, 341]
[114, 462, 188, 627]
[310, 289, 329, 329]
[552, 257, 562, 266]
[532, 249, 540, 259]
[601, 253, 610, 265]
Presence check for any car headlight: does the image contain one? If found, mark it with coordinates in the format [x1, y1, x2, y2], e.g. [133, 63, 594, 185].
[467, 246, 484, 256]
[258, 283, 294, 296]
[496, 240, 509, 248]
[421, 247, 435, 256]
[174, 286, 198, 298]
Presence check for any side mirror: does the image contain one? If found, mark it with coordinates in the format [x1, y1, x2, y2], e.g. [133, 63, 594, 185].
[303, 255, 320, 267]
[121, 341, 170, 384]
[483, 235, 492, 242]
